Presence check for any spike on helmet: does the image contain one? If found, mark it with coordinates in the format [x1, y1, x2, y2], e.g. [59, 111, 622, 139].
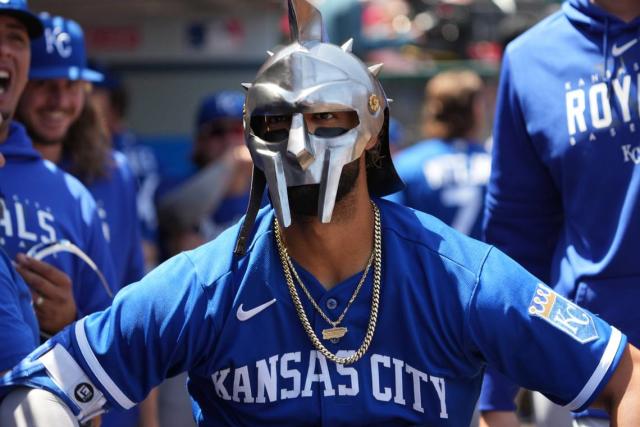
[234, 0, 403, 255]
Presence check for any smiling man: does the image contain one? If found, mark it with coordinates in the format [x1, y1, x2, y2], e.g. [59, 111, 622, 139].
[0, 0, 107, 424]
[0, 5, 116, 336]
[1, 1, 640, 426]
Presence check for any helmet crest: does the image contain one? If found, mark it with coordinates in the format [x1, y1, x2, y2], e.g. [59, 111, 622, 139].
[287, 0, 324, 43]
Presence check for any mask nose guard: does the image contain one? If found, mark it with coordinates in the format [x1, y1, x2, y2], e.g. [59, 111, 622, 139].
[286, 113, 315, 170]
[318, 144, 353, 224]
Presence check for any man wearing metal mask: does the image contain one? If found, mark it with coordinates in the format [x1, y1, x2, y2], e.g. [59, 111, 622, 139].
[1, 1, 640, 426]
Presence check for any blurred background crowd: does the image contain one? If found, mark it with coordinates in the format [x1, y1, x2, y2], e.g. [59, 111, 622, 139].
[31, 0, 558, 168]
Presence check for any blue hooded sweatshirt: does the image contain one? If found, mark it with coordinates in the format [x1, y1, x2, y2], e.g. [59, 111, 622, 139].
[0, 122, 116, 320]
[65, 150, 145, 291]
[480, 0, 640, 416]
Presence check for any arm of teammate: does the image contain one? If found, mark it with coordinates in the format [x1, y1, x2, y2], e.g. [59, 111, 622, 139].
[156, 149, 236, 229]
[483, 47, 563, 282]
[479, 46, 564, 419]
[468, 247, 629, 421]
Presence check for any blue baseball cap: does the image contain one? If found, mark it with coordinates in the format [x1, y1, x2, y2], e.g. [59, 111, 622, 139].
[0, 0, 43, 39]
[196, 90, 245, 128]
[29, 13, 103, 82]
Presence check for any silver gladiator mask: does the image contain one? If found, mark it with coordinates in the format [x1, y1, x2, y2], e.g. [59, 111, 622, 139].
[234, 0, 403, 255]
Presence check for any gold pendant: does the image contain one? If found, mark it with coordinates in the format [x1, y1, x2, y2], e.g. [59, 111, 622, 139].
[322, 326, 348, 341]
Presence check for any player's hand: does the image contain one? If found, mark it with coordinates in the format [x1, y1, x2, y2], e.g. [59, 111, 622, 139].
[15, 253, 77, 335]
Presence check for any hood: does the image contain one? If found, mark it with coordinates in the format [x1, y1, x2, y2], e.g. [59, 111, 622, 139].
[564, 0, 640, 34]
[0, 122, 42, 161]
[564, 0, 640, 87]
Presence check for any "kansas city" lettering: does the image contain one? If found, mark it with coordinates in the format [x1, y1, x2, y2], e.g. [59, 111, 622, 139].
[210, 350, 448, 419]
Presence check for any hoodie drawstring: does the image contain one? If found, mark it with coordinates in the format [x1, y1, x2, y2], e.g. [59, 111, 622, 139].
[603, 17, 612, 96]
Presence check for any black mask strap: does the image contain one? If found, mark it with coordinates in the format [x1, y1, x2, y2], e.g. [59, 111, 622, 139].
[234, 167, 267, 256]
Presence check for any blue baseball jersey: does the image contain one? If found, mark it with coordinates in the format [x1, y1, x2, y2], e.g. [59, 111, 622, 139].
[480, 0, 640, 413]
[73, 150, 145, 290]
[0, 200, 626, 426]
[0, 122, 116, 318]
[386, 139, 490, 239]
[0, 249, 38, 372]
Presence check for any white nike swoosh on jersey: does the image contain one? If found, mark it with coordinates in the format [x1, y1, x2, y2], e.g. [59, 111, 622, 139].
[612, 38, 638, 57]
[237, 298, 277, 321]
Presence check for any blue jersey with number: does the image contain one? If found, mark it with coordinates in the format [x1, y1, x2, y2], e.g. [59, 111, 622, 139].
[0, 249, 38, 371]
[0, 122, 116, 318]
[387, 139, 490, 239]
[0, 199, 626, 426]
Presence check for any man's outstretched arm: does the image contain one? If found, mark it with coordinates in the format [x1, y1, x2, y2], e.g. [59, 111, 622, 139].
[480, 344, 640, 427]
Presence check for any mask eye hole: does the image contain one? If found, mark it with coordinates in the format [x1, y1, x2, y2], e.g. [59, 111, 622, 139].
[251, 114, 292, 142]
[250, 110, 360, 141]
[306, 111, 359, 138]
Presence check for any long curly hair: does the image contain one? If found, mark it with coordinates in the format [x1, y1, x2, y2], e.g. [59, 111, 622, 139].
[63, 95, 112, 184]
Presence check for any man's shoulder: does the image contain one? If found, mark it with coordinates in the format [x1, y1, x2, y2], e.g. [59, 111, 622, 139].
[505, 9, 568, 59]
[379, 198, 491, 276]
[19, 159, 99, 220]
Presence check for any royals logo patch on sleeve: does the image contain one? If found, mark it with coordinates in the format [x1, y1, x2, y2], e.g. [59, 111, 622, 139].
[528, 283, 599, 344]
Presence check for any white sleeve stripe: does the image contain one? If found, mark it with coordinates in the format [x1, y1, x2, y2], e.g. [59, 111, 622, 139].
[564, 327, 623, 411]
[74, 319, 136, 409]
[40, 344, 107, 422]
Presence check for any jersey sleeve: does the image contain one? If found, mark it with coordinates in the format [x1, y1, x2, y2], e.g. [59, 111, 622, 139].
[484, 50, 563, 283]
[0, 252, 216, 422]
[467, 247, 626, 412]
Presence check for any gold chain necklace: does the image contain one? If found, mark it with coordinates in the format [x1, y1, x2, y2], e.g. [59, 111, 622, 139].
[274, 201, 382, 365]
[285, 239, 374, 341]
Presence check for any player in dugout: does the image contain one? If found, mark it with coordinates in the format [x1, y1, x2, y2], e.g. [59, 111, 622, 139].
[0, 1, 640, 426]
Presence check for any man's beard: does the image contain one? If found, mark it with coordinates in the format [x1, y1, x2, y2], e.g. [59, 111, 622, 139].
[287, 158, 361, 218]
